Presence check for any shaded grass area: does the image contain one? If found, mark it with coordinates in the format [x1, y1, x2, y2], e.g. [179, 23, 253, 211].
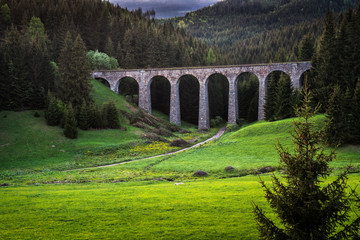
[0, 110, 141, 171]
[1, 174, 359, 240]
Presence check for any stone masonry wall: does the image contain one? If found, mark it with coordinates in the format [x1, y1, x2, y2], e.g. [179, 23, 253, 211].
[92, 62, 311, 130]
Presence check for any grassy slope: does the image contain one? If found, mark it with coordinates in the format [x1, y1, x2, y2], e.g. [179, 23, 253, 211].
[0, 80, 143, 170]
[150, 115, 360, 173]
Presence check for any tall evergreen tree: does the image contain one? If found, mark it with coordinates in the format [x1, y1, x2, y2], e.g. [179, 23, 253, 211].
[324, 85, 345, 146]
[253, 85, 360, 240]
[63, 103, 78, 139]
[274, 73, 293, 120]
[264, 74, 278, 121]
[106, 101, 120, 129]
[310, 8, 339, 111]
[58, 32, 92, 111]
[298, 35, 314, 61]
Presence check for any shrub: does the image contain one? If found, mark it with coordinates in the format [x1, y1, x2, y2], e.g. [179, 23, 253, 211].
[192, 170, 208, 177]
[210, 116, 223, 127]
[225, 166, 235, 172]
[170, 139, 189, 147]
[34, 111, 40, 118]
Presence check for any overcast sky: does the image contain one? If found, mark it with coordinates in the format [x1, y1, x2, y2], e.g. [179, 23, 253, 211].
[109, 0, 220, 19]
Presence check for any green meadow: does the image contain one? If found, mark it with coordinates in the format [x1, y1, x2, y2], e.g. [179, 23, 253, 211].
[1, 80, 359, 239]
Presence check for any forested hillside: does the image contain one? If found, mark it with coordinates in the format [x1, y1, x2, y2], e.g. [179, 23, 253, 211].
[171, 0, 360, 64]
[0, 0, 210, 112]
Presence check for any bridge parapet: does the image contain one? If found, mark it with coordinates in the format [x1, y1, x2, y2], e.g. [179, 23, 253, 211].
[92, 62, 311, 130]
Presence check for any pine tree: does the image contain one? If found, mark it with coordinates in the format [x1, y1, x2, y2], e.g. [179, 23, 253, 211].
[206, 48, 216, 65]
[78, 99, 90, 130]
[311, 8, 340, 111]
[106, 101, 120, 129]
[58, 32, 92, 111]
[274, 73, 293, 120]
[325, 85, 345, 146]
[45, 91, 62, 126]
[63, 103, 78, 139]
[104, 36, 115, 57]
[353, 80, 360, 143]
[264, 74, 278, 121]
[298, 35, 314, 61]
[253, 85, 360, 239]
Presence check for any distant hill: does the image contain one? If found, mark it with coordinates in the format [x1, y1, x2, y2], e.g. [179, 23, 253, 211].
[169, 0, 360, 64]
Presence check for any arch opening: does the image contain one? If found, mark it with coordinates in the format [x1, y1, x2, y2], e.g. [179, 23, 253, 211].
[208, 73, 229, 126]
[237, 72, 259, 123]
[179, 75, 200, 126]
[95, 78, 110, 88]
[117, 77, 139, 106]
[299, 70, 311, 88]
[150, 76, 171, 116]
[264, 71, 295, 121]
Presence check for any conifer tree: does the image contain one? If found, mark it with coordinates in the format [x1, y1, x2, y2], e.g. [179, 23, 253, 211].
[104, 36, 115, 57]
[106, 101, 120, 129]
[310, 8, 339, 111]
[58, 32, 92, 111]
[63, 103, 78, 139]
[298, 35, 314, 61]
[206, 48, 216, 65]
[353, 80, 360, 144]
[253, 84, 360, 240]
[78, 99, 90, 130]
[46, 91, 62, 126]
[325, 85, 345, 146]
[264, 74, 278, 121]
[274, 73, 293, 120]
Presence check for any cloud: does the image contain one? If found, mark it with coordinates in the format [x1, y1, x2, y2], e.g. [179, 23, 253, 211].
[109, 0, 219, 18]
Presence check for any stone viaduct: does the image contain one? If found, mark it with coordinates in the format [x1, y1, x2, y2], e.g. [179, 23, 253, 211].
[92, 62, 311, 130]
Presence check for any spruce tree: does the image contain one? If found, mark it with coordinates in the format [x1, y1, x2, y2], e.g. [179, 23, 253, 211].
[58, 32, 92, 111]
[264, 74, 278, 121]
[325, 85, 345, 147]
[63, 103, 78, 139]
[298, 35, 314, 61]
[274, 73, 293, 120]
[253, 85, 360, 240]
[353, 80, 360, 144]
[46, 91, 62, 126]
[106, 101, 120, 129]
[78, 99, 90, 130]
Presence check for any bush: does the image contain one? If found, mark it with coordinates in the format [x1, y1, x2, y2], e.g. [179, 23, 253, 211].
[225, 166, 235, 172]
[34, 111, 40, 118]
[210, 116, 223, 127]
[170, 139, 189, 147]
[192, 170, 208, 177]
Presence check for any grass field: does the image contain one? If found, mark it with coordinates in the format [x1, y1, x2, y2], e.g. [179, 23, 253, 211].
[1, 80, 360, 239]
[1, 175, 359, 240]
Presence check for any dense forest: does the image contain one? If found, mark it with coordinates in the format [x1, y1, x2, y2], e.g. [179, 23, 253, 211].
[171, 0, 360, 64]
[0, 0, 217, 130]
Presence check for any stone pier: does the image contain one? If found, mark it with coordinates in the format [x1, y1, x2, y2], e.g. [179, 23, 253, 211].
[92, 62, 311, 130]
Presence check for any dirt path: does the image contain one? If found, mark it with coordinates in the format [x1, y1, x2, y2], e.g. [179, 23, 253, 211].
[66, 126, 226, 171]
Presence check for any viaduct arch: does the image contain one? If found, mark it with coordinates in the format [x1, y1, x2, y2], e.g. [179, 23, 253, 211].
[92, 62, 311, 130]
